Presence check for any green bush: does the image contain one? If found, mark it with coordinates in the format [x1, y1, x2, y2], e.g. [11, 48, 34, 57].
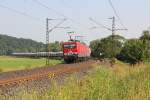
[90, 35, 124, 59]
[118, 39, 150, 64]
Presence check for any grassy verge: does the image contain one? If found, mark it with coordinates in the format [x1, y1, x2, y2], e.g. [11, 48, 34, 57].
[2, 61, 150, 100]
[46, 64, 150, 100]
[0, 56, 62, 72]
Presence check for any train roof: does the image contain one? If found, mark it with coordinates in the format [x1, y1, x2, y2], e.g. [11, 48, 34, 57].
[63, 40, 86, 45]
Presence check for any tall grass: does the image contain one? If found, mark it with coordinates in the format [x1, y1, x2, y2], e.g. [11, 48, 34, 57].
[2, 62, 150, 100]
[46, 62, 150, 100]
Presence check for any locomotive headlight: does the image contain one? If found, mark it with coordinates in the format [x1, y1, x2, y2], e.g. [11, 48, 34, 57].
[74, 52, 78, 54]
[64, 52, 78, 56]
[64, 53, 68, 55]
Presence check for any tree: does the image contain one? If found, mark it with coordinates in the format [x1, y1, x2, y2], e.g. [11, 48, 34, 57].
[90, 35, 125, 59]
[140, 30, 150, 40]
[140, 31, 150, 61]
[118, 39, 150, 64]
[90, 39, 101, 58]
[49, 41, 62, 52]
[0, 34, 45, 55]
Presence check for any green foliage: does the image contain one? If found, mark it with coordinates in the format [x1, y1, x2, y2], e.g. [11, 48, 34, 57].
[118, 39, 150, 64]
[90, 32, 150, 64]
[90, 39, 101, 57]
[90, 35, 125, 59]
[118, 39, 143, 64]
[0, 34, 45, 55]
[140, 30, 150, 40]
[49, 41, 62, 52]
[0, 34, 63, 55]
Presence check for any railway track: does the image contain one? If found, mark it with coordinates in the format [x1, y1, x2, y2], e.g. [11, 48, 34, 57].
[0, 60, 96, 87]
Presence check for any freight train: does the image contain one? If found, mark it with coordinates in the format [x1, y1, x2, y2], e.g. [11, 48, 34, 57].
[12, 40, 91, 63]
[12, 52, 63, 58]
[63, 40, 91, 63]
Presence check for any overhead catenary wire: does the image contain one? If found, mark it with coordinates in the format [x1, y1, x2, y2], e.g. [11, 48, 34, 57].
[0, 4, 43, 22]
[32, 0, 88, 30]
[56, 0, 89, 28]
[32, 0, 67, 19]
[48, 19, 67, 32]
[46, 18, 67, 65]
[108, 0, 127, 29]
[89, 17, 112, 31]
[57, 0, 74, 11]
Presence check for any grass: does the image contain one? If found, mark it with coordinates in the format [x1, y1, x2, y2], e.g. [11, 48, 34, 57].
[45, 62, 150, 100]
[1, 61, 150, 100]
[0, 56, 62, 72]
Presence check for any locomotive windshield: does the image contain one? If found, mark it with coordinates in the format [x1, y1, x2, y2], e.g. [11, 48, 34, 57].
[64, 44, 76, 49]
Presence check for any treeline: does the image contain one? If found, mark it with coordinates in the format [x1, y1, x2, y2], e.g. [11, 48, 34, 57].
[0, 34, 63, 55]
[48, 41, 62, 52]
[0, 34, 45, 55]
[90, 30, 150, 64]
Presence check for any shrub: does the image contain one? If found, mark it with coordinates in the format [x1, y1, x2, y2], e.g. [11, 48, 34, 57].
[118, 39, 150, 64]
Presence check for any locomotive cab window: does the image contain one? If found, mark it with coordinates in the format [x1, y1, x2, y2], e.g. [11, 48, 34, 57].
[64, 44, 76, 49]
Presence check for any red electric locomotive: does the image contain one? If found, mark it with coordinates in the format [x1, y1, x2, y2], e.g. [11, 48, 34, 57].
[63, 40, 91, 63]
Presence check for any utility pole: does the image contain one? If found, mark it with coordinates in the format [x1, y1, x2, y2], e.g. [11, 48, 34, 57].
[90, 16, 127, 66]
[109, 16, 115, 36]
[109, 16, 127, 37]
[109, 17, 116, 66]
[46, 18, 67, 65]
[109, 16, 115, 60]
[90, 16, 127, 38]
[109, 16, 127, 66]
[46, 18, 50, 65]
[109, 16, 127, 54]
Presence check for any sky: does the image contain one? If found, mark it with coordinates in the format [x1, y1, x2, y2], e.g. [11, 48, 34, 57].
[0, 0, 150, 44]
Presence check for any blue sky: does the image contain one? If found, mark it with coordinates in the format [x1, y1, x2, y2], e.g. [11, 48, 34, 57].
[0, 0, 150, 44]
